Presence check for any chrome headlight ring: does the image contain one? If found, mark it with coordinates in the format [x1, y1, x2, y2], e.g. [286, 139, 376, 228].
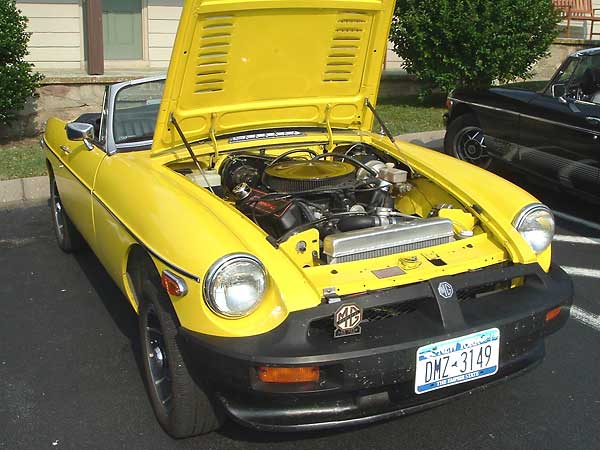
[512, 204, 555, 255]
[203, 253, 268, 319]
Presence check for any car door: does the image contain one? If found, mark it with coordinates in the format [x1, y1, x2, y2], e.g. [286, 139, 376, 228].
[90, 77, 165, 287]
[518, 55, 600, 194]
[53, 91, 109, 245]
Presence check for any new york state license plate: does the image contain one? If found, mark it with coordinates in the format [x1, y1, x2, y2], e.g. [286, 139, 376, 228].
[415, 328, 500, 394]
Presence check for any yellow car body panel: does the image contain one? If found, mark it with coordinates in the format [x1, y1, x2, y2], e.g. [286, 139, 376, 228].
[152, 0, 393, 152]
[43, 0, 550, 340]
[45, 124, 550, 338]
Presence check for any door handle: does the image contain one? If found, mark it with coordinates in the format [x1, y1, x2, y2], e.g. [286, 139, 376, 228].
[59, 145, 71, 154]
[585, 116, 600, 126]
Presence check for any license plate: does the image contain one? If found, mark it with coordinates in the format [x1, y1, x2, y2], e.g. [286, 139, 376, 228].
[415, 328, 500, 394]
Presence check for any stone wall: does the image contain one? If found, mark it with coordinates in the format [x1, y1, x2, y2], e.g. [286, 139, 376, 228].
[1, 83, 105, 140]
[529, 39, 600, 81]
[0, 75, 140, 141]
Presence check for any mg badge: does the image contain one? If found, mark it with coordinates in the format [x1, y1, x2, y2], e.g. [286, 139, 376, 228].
[438, 281, 454, 299]
[334, 303, 363, 338]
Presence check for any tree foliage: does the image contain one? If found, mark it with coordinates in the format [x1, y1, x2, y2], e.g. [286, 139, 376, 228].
[389, 0, 561, 92]
[0, 0, 42, 125]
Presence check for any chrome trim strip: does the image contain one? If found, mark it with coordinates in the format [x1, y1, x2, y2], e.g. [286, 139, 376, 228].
[43, 137, 201, 282]
[512, 203, 552, 229]
[520, 112, 600, 136]
[450, 98, 600, 136]
[448, 98, 520, 116]
[106, 75, 166, 156]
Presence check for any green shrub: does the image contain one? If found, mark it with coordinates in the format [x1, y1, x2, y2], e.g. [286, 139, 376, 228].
[389, 0, 560, 92]
[0, 0, 42, 125]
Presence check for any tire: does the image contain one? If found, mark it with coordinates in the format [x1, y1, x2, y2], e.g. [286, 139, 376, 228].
[49, 175, 84, 253]
[138, 277, 223, 438]
[444, 113, 494, 170]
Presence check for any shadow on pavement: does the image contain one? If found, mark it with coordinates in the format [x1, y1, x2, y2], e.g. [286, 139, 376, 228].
[72, 246, 145, 380]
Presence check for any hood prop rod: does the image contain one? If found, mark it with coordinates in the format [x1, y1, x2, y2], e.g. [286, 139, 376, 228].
[209, 113, 220, 162]
[324, 104, 335, 152]
[365, 98, 415, 176]
[170, 113, 215, 195]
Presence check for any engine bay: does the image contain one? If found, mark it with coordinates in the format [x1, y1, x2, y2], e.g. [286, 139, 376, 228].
[173, 142, 476, 265]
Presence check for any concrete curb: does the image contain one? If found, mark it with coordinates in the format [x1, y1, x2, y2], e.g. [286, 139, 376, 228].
[0, 129, 447, 207]
[0, 176, 49, 209]
[396, 129, 446, 151]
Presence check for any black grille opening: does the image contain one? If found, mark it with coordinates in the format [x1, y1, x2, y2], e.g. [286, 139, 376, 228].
[363, 302, 418, 322]
[457, 281, 512, 303]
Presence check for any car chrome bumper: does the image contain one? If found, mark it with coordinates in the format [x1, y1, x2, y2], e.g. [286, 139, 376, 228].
[178, 263, 573, 431]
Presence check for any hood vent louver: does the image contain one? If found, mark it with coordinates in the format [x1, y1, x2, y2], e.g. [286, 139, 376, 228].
[195, 15, 234, 94]
[323, 11, 368, 83]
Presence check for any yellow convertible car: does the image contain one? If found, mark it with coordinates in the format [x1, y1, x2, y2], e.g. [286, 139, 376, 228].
[42, 0, 573, 438]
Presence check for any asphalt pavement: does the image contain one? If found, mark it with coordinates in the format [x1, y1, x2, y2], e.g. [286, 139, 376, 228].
[1, 173, 599, 450]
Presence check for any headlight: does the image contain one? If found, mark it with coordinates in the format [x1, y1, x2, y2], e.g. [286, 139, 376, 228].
[203, 254, 267, 318]
[512, 204, 555, 254]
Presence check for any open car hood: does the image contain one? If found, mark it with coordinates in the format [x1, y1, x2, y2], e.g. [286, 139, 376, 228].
[152, 0, 395, 154]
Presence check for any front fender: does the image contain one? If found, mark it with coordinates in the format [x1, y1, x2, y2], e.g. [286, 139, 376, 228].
[93, 152, 321, 337]
[372, 134, 551, 271]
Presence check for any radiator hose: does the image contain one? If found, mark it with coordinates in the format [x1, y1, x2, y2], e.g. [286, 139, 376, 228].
[337, 215, 404, 232]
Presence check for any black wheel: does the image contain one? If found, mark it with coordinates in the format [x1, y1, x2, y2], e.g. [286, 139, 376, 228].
[49, 176, 83, 253]
[138, 278, 223, 438]
[444, 113, 493, 169]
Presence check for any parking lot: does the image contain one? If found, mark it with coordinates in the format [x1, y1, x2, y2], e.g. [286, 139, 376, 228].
[1, 171, 599, 450]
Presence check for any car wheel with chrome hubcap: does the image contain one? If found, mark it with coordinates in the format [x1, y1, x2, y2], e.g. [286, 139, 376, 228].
[444, 113, 493, 170]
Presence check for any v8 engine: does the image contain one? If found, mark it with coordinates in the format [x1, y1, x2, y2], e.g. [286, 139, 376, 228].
[215, 144, 455, 264]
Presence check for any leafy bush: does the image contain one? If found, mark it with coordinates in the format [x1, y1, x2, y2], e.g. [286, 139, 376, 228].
[389, 0, 560, 92]
[0, 0, 42, 125]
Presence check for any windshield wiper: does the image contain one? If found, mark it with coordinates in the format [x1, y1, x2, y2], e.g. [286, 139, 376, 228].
[117, 133, 154, 144]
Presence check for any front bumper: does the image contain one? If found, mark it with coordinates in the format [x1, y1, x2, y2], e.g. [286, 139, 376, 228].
[178, 263, 572, 431]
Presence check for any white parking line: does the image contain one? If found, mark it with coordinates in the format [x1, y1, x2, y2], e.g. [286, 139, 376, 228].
[562, 266, 600, 279]
[571, 306, 600, 332]
[554, 235, 600, 245]
[553, 210, 600, 232]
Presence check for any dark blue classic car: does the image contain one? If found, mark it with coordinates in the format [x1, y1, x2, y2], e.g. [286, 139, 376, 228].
[445, 48, 600, 202]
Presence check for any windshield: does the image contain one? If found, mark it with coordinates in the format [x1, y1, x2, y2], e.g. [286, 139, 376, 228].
[113, 80, 165, 144]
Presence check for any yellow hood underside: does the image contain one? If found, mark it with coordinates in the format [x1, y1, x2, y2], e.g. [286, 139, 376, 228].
[152, 0, 395, 154]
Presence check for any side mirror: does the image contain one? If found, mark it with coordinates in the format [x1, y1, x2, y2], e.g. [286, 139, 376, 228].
[66, 122, 95, 150]
[551, 83, 566, 99]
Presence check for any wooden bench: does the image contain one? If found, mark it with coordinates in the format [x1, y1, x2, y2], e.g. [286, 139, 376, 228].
[554, 0, 600, 40]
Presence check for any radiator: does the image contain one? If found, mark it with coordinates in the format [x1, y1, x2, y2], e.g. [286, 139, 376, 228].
[323, 218, 455, 264]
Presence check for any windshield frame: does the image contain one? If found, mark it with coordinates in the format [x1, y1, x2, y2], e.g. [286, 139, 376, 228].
[105, 75, 166, 155]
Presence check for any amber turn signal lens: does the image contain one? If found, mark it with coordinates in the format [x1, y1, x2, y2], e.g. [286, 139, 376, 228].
[161, 270, 188, 297]
[545, 307, 562, 322]
[258, 366, 320, 384]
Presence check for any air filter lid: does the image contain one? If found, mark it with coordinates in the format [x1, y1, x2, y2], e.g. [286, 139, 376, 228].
[265, 160, 354, 180]
[263, 160, 355, 192]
